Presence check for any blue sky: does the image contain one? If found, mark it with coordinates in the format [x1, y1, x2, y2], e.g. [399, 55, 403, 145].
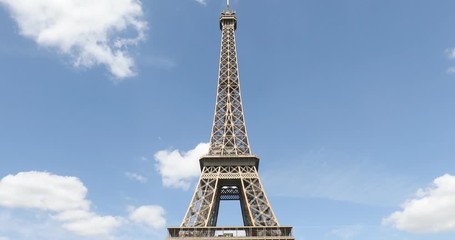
[1, 0, 455, 239]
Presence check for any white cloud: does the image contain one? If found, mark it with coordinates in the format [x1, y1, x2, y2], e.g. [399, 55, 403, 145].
[0, 171, 121, 237]
[0, 0, 147, 80]
[129, 205, 166, 229]
[0, 171, 169, 239]
[125, 172, 147, 183]
[0, 172, 89, 212]
[383, 174, 455, 233]
[154, 143, 209, 190]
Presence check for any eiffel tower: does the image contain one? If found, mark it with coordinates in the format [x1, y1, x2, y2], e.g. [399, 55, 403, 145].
[168, 1, 294, 239]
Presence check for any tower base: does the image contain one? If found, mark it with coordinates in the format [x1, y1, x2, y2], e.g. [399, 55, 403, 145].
[168, 226, 295, 240]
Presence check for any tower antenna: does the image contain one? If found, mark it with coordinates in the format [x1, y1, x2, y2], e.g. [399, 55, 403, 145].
[227, 0, 230, 10]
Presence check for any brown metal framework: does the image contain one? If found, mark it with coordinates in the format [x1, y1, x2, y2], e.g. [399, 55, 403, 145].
[168, 2, 294, 240]
[209, 8, 249, 156]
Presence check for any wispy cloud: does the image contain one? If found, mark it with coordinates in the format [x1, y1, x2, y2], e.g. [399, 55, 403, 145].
[125, 172, 147, 183]
[140, 55, 177, 70]
[447, 48, 455, 59]
[262, 150, 417, 207]
[330, 225, 364, 240]
[195, 0, 208, 6]
[154, 143, 209, 190]
[383, 174, 455, 234]
[0, 0, 147, 80]
[446, 48, 455, 74]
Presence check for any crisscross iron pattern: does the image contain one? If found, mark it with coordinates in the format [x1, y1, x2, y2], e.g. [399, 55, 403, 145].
[209, 10, 250, 156]
[181, 166, 279, 227]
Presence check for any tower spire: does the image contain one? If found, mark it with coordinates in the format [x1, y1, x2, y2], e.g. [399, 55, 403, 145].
[227, 0, 230, 10]
[209, 3, 244, 155]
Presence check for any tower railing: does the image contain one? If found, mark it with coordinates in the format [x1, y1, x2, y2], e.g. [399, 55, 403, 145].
[168, 226, 295, 240]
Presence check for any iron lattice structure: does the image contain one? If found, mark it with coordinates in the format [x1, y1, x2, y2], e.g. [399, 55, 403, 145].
[208, 7, 249, 156]
[168, 3, 294, 240]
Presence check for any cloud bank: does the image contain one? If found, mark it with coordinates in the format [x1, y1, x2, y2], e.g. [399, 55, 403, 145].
[0, 0, 147, 80]
[0, 171, 166, 238]
[0, 171, 120, 236]
[384, 174, 455, 233]
[154, 143, 209, 190]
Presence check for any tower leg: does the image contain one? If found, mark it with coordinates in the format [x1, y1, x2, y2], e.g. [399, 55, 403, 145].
[181, 166, 279, 228]
[239, 166, 279, 227]
[181, 167, 219, 227]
